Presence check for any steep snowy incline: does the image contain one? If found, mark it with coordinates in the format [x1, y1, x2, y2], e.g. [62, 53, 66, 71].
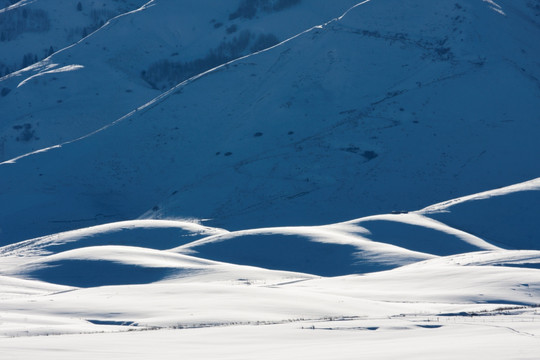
[1, 0, 539, 242]
[0, 0, 359, 162]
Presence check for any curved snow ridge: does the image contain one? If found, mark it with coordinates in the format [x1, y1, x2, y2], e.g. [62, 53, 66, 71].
[23, 245, 219, 269]
[10, 245, 320, 288]
[8, 245, 219, 287]
[172, 225, 436, 277]
[174, 225, 370, 249]
[339, 213, 501, 252]
[35, 218, 228, 240]
[0, 219, 228, 257]
[417, 177, 540, 214]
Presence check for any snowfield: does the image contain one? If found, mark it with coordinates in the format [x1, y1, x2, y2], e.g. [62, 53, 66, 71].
[0, 0, 539, 358]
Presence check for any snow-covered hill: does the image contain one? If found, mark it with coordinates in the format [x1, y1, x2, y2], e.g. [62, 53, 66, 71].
[0, 0, 539, 358]
[1, 177, 539, 357]
[1, 0, 539, 243]
[0, 0, 359, 162]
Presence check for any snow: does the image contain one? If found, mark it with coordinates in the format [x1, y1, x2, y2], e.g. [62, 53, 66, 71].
[17, 64, 84, 87]
[0, 0, 539, 358]
[418, 177, 540, 215]
[173, 225, 436, 276]
[0, 0, 360, 162]
[2, 0, 539, 242]
[0, 219, 226, 257]
[2, 319, 540, 360]
[0, 0, 34, 14]
[339, 213, 500, 254]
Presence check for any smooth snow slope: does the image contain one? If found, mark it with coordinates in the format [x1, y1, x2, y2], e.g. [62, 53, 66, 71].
[0, 1, 539, 358]
[3, 319, 540, 360]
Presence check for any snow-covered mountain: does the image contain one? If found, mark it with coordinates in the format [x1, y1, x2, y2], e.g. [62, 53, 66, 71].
[0, 0, 359, 162]
[2, 0, 540, 243]
[0, 0, 539, 358]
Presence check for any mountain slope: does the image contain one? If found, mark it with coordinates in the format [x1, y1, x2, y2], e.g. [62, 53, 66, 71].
[1, 0, 539, 244]
[1, 1, 539, 358]
[0, 0, 359, 162]
[0, 0, 148, 77]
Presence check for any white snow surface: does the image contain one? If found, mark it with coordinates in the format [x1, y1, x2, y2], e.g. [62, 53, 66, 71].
[0, 0, 539, 358]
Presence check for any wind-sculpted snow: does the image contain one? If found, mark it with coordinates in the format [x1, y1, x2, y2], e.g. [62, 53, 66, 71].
[0, 0, 539, 358]
[418, 177, 540, 250]
[11, 246, 219, 287]
[339, 213, 500, 255]
[0, 219, 227, 258]
[174, 226, 435, 276]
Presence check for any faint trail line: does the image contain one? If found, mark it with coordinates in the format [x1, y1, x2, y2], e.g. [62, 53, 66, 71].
[459, 321, 538, 338]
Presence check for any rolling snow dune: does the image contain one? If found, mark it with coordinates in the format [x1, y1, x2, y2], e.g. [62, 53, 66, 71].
[337, 213, 500, 255]
[0, 0, 539, 358]
[291, 251, 540, 306]
[174, 226, 435, 276]
[2, 250, 537, 335]
[0, 219, 227, 259]
[10, 245, 219, 287]
[418, 178, 540, 250]
[4, 244, 323, 287]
